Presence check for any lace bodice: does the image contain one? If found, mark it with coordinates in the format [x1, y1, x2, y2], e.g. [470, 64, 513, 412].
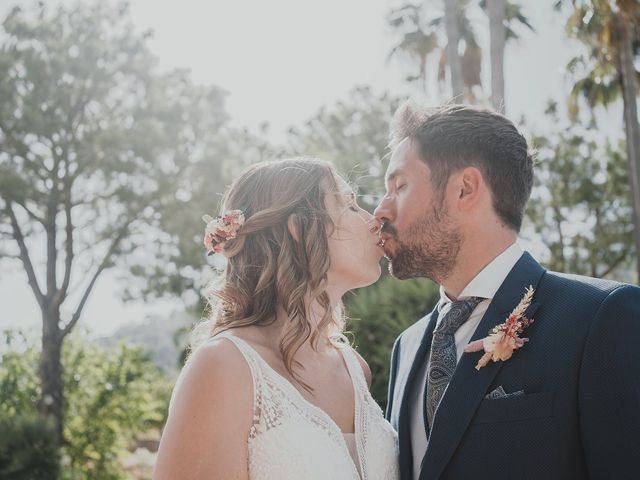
[215, 333, 399, 480]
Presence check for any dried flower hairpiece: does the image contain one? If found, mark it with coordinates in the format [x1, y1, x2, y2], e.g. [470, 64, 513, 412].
[202, 209, 245, 255]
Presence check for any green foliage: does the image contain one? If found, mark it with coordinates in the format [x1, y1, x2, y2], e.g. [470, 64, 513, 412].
[0, 414, 60, 480]
[0, 331, 40, 416]
[478, 0, 535, 40]
[62, 339, 171, 479]
[344, 275, 439, 408]
[0, 332, 172, 480]
[525, 102, 634, 278]
[0, 0, 236, 313]
[557, 0, 640, 119]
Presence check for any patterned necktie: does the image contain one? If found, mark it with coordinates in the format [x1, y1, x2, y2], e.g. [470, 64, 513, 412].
[426, 296, 484, 429]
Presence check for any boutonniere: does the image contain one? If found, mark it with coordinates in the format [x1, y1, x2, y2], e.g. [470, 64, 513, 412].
[464, 286, 535, 370]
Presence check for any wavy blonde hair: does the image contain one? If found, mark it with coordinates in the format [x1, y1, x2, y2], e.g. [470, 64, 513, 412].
[192, 157, 346, 387]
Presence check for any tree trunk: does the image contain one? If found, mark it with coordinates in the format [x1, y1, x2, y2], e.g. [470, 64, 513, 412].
[443, 0, 464, 101]
[38, 312, 64, 445]
[487, 0, 507, 112]
[616, 10, 640, 283]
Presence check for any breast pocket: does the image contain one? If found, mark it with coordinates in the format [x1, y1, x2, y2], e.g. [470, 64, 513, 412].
[472, 391, 555, 424]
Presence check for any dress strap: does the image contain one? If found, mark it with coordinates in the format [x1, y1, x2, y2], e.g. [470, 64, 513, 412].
[211, 332, 263, 380]
[335, 342, 369, 392]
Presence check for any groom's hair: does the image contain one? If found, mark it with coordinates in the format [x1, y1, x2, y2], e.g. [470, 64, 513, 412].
[390, 102, 534, 232]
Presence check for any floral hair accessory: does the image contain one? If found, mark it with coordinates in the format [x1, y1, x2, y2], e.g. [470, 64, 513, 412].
[202, 209, 245, 255]
[464, 285, 535, 370]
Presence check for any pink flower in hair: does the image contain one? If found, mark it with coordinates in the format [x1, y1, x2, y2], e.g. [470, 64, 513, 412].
[202, 209, 245, 255]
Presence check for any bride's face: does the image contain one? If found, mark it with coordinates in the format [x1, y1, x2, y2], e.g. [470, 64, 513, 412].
[325, 178, 384, 292]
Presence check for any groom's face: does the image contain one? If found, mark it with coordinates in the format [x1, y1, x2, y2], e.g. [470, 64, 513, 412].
[374, 138, 462, 281]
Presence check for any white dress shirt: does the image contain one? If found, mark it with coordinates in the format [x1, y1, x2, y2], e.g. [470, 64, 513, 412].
[410, 242, 524, 480]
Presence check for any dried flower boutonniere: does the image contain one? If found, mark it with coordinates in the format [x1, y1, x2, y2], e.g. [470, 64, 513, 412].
[464, 286, 535, 370]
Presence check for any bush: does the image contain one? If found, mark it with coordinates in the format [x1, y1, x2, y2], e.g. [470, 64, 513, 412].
[0, 332, 172, 480]
[0, 414, 60, 480]
[344, 274, 439, 409]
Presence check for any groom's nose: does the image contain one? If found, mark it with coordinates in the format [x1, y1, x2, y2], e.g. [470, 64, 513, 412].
[374, 195, 394, 223]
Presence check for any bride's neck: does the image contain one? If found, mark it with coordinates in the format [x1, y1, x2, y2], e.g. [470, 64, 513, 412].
[263, 301, 338, 354]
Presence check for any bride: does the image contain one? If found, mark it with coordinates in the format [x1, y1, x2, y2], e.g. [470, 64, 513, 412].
[154, 158, 399, 479]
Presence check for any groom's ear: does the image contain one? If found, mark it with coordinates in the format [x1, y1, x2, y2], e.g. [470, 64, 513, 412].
[457, 167, 483, 210]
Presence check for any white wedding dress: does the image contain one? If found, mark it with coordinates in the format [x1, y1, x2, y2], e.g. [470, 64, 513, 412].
[215, 333, 400, 480]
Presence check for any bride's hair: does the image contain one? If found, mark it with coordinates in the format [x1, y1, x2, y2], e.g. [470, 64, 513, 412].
[191, 157, 346, 386]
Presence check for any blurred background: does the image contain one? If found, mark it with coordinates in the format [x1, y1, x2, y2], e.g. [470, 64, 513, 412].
[0, 0, 638, 478]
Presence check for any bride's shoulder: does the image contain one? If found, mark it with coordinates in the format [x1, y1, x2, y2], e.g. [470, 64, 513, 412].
[157, 336, 253, 478]
[171, 336, 254, 411]
[191, 335, 253, 379]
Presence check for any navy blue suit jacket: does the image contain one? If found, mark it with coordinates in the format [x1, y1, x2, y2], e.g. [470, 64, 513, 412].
[386, 252, 640, 480]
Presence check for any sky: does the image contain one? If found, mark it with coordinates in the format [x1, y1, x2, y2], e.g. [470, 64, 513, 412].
[0, 0, 627, 338]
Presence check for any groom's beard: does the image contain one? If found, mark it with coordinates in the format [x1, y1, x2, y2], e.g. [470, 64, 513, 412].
[385, 201, 461, 282]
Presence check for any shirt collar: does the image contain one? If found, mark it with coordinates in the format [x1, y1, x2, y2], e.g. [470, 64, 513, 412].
[437, 242, 524, 311]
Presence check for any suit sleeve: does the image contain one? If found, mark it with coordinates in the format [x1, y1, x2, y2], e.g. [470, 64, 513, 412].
[579, 284, 640, 479]
[385, 333, 402, 421]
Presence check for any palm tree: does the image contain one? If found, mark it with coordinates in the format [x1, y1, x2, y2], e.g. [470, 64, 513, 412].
[557, 0, 640, 281]
[388, 1, 533, 106]
[480, 0, 534, 112]
[388, 1, 482, 102]
[432, 1, 484, 102]
[387, 4, 439, 93]
[444, 0, 465, 100]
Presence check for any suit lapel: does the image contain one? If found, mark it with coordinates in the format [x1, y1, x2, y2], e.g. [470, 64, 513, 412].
[419, 252, 545, 480]
[397, 307, 439, 480]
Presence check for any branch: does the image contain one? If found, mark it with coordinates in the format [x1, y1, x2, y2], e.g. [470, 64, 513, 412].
[54, 186, 74, 309]
[71, 190, 119, 208]
[14, 199, 46, 225]
[61, 224, 128, 337]
[45, 149, 64, 297]
[596, 248, 630, 279]
[45, 204, 58, 299]
[6, 202, 45, 308]
[0, 121, 49, 180]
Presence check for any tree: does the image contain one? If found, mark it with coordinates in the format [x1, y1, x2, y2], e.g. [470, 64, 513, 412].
[557, 0, 640, 281]
[0, 330, 171, 479]
[387, 1, 480, 101]
[480, 0, 534, 111]
[443, 0, 465, 100]
[386, 3, 439, 92]
[387, 1, 533, 106]
[525, 102, 634, 279]
[0, 1, 229, 444]
[487, 0, 507, 111]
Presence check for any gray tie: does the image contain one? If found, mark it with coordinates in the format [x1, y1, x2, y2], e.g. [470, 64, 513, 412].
[426, 296, 484, 429]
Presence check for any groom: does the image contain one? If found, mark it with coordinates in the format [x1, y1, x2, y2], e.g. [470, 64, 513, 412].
[374, 103, 640, 480]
